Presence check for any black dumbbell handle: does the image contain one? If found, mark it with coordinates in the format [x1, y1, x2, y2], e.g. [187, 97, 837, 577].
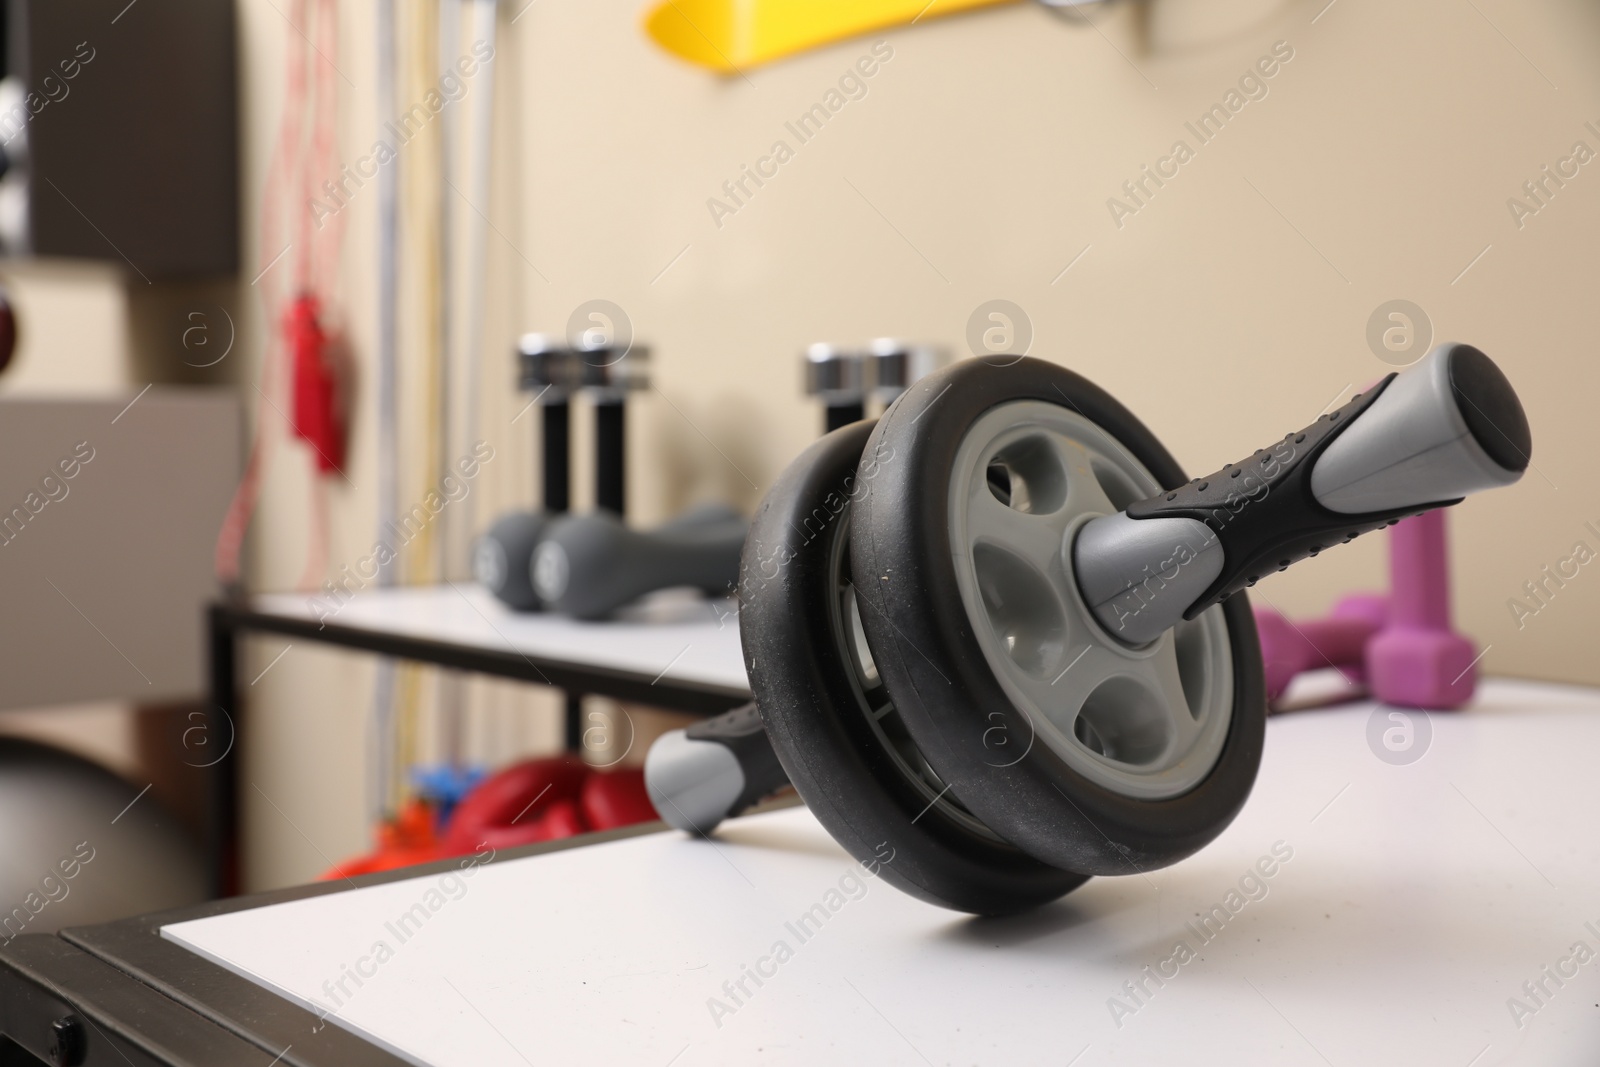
[595, 399, 626, 516]
[543, 401, 570, 513]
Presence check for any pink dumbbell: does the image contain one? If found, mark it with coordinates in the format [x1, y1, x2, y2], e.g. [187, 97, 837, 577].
[1253, 594, 1386, 703]
[1366, 509, 1477, 709]
[1254, 509, 1477, 709]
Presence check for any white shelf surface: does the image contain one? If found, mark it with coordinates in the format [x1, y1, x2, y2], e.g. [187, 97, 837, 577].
[252, 584, 749, 694]
[164, 680, 1600, 1066]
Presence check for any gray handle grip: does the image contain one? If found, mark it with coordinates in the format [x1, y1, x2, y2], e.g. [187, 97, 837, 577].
[1075, 343, 1530, 644]
[533, 508, 746, 619]
[644, 704, 790, 834]
[1307, 343, 1530, 512]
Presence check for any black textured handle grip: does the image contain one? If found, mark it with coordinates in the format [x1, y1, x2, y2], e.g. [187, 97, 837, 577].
[1125, 375, 1457, 619]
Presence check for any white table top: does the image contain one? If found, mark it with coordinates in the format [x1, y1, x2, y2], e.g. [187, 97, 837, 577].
[165, 679, 1600, 1066]
[252, 584, 749, 695]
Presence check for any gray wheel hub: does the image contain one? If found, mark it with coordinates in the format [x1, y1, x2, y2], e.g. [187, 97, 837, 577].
[948, 400, 1234, 801]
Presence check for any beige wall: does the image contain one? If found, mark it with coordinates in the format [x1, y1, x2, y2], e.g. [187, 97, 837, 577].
[0, 260, 131, 394]
[230, 0, 1600, 888]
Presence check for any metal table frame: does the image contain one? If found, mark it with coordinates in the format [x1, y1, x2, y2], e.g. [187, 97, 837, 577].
[203, 599, 749, 897]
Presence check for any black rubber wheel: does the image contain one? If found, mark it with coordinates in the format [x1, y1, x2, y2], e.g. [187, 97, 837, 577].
[851, 357, 1267, 876]
[742, 419, 1090, 915]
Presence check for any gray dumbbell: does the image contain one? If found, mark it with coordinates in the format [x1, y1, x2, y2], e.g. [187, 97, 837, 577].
[473, 510, 554, 611]
[533, 503, 747, 619]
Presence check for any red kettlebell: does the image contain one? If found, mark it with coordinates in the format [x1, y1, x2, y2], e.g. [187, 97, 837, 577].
[580, 768, 658, 831]
[442, 756, 589, 853]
